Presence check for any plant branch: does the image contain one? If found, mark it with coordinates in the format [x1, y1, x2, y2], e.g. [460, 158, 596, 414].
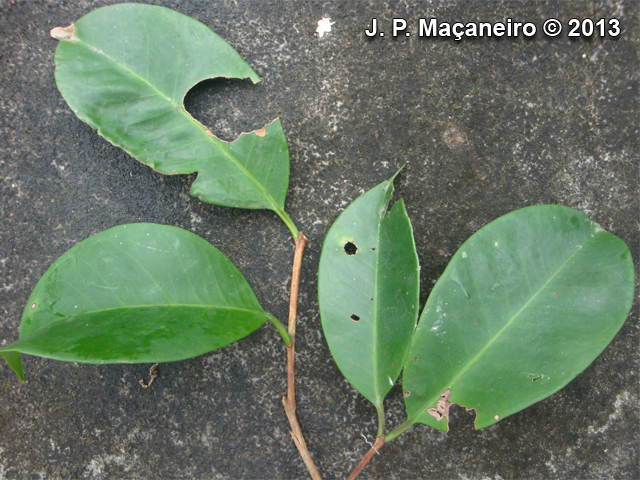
[347, 416, 415, 479]
[347, 435, 386, 480]
[347, 416, 416, 479]
[282, 232, 321, 480]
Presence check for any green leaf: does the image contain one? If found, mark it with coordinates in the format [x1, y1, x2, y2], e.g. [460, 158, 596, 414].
[0, 224, 273, 380]
[0, 351, 23, 382]
[318, 174, 420, 413]
[402, 205, 635, 431]
[51, 4, 297, 238]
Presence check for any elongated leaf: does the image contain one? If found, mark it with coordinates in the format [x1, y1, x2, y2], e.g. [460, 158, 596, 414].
[403, 205, 635, 431]
[51, 4, 297, 237]
[318, 175, 419, 410]
[0, 224, 272, 380]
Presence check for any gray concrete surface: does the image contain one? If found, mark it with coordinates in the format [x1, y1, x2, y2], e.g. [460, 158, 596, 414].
[0, 0, 638, 478]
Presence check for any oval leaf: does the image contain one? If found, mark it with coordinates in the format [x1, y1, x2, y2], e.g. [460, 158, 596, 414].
[403, 205, 635, 431]
[51, 4, 296, 236]
[318, 175, 419, 409]
[0, 224, 271, 380]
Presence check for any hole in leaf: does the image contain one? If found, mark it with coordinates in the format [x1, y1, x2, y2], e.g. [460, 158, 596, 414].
[403, 390, 411, 398]
[371, 247, 376, 251]
[343, 241, 358, 256]
[350, 314, 360, 322]
[183, 78, 272, 142]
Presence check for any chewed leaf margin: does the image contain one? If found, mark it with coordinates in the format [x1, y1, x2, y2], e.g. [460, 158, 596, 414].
[318, 170, 420, 416]
[402, 205, 635, 432]
[51, 3, 298, 237]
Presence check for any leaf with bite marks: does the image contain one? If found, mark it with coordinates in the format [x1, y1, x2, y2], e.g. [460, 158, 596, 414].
[402, 205, 635, 431]
[51, 4, 297, 237]
[318, 172, 420, 413]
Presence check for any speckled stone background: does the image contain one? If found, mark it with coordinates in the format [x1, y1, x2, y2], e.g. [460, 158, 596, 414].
[0, 0, 638, 478]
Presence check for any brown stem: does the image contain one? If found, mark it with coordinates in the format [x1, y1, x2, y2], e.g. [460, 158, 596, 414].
[282, 233, 321, 480]
[346, 436, 386, 480]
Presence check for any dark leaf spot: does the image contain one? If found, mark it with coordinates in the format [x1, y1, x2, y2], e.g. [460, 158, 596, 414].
[350, 314, 360, 322]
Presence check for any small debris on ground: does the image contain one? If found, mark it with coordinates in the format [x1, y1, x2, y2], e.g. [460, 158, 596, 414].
[139, 363, 159, 388]
[316, 17, 335, 38]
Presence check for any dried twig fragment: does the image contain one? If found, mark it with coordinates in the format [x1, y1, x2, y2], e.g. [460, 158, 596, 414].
[139, 363, 159, 388]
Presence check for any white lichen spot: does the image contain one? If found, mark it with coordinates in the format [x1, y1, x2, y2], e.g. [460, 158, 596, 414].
[591, 221, 605, 233]
[588, 391, 632, 435]
[494, 414, 500, 421]
[31, 303, 37, 310]
[51, 160, 65, 172]
[84, 454, 127, 478]
[462, 251, 467, 258]
[316, 17, 335, 38]
[546, 454, 558, 474]
[494, 242, 499, 247]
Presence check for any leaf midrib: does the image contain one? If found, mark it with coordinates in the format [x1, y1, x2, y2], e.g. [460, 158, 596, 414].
[9, 303, 267, 349]
[67, 36, 283, 215]
[407, 231, 598, 426]
[371, 198, 383, 408]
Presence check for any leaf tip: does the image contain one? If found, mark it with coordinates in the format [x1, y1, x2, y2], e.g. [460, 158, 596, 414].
[389, 165, 406, 183]
[1, 350, 25, 381]
[50, 24, 76, 42]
